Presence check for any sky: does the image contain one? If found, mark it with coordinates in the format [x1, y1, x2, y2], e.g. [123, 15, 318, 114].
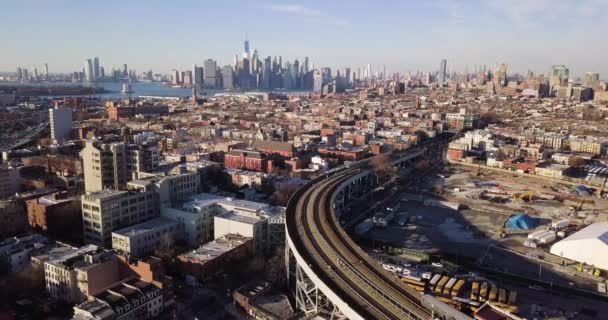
[1, 0, 607, 77]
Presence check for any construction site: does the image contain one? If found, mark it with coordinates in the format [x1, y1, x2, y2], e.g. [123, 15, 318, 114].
[355, 163, 608, 319]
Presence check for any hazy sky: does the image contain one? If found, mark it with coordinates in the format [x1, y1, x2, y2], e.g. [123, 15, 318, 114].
[2, 0, 607, 77]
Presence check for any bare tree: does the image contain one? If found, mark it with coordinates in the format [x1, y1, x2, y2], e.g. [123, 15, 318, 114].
[569, 157, 586, 168]
[370, 153, 397, 183]
[271, 184, 300, 206]
[154, 233, 176, 266]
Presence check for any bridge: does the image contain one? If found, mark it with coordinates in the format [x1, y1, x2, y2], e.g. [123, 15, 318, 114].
[285, 139, 472, 320]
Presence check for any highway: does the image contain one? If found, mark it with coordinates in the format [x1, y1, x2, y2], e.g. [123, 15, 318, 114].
[291, 170, 432, 319]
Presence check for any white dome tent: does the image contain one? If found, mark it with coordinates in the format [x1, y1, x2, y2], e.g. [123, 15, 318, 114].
[550, 222, 608, 270]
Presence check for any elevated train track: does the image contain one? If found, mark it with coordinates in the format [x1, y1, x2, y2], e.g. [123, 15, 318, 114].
[286, 137, 471, 320]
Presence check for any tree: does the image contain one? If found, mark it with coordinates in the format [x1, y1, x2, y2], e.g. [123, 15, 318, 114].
[153, 233, 176, 267]
[480, 111, 497, 124]
[271, 184, 300, 207]
[569, 157, 586, 168]
[370, 153, 397, 183]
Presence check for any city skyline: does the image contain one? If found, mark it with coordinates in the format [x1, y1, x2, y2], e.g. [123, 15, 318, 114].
[2, 1, 608, 77]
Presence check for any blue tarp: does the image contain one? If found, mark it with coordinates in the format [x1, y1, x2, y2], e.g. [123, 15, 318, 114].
[505, 214, 538, 230]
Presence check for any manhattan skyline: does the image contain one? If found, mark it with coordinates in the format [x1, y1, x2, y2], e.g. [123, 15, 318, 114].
[2, 0, 608, 76]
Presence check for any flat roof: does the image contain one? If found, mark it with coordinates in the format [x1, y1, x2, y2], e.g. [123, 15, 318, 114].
[112, 217, 179, 238]
[215, 211, 260, 225]
[179, 234, 252, 263]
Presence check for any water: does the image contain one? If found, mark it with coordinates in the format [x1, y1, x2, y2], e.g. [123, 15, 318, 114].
[2, 81, 311, 99]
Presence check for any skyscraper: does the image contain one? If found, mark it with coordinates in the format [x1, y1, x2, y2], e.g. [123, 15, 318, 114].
[44, 63, 49, 80]
[583, 72, 600, 89]
[203, 59, 218, 88]
[313, 70, 323, 93]
[93, 57, 100, 79]
[84, 59, 94, 82]
[193, 65, 204, 89]
[222, 65, 234, 89]
[244, 39, 250, 58]
[304, 56, 309, 74]
[262, 57, 272, 90]
[550, 65, 569, 88]
[438, 59, 447, 84]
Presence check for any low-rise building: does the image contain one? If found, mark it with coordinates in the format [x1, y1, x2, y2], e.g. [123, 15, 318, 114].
[71, 278, 163, 320]
[176, 234, 253, 280]
[162, 193, 282, 247]
[224, 149, 271, 173]
[0, 233, 50, 273]
[44, 245, 120, 303]
[111, 217, 182, 258]
[26, 192, 82, 239]
[535, 164, 570, 179]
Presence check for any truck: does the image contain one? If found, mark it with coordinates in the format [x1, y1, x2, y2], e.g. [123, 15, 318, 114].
[498, 288, 507, 303]
[435, 276, 449, 293]
[528, 229, 549, 240]
[470, 282, 480, 301]
[508, 290, 517, 305]
[479, 283, 488, 302]
[354, 219, 374, 235]
[598, 282, 607, 294]
[451, 279, 466, 297]
[489, 286, 498, 301]
[552, 219, 571, 230]
[523, 239, 538, 248]
[444, 278, 457, 295]
[538, 232, 557, 244]
[429, 274, 442, 291]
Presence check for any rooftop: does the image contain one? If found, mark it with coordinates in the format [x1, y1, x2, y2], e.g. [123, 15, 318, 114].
[112, 217, 180, 238]
[179, 234, 252, 263]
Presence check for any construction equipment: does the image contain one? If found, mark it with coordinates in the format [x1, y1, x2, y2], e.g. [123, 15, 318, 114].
[513, 192, 534, 202]
[499, 229, 506, 238]
[570, 200, 584, 212]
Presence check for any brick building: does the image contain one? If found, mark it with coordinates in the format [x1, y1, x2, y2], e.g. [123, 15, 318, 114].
[251, 140, 296, 158]
[26, 192, 82, 239]
[224, 149, 271, 173]
[106, 101, 169, 121]
[176, 234, 253, 281]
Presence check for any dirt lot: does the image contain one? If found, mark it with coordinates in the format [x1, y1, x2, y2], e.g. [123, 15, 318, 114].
[360, 164, 608, 319]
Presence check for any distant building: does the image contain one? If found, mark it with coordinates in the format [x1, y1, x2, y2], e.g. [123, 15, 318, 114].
[0, 165, 20, 199]
[49, 105, 73, 143]
[204, 59, 218, 88]
[106, 101, 169, 121]
[81, 140, 159, 192]
[224, 149, 271, 173]
[251, 140, 296, 158]
[222, 65, 234, 89]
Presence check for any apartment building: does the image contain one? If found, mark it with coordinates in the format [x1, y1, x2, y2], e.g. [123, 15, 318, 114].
[71, 278, 163, 320]
[81, 182, 158, 246]
[44, 245, 120, 303]
[81, 140, 159, 193]
[569, 138, 606, 155]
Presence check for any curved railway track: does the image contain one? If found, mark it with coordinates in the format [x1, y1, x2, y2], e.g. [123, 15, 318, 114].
[294, 171, 432, 320]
